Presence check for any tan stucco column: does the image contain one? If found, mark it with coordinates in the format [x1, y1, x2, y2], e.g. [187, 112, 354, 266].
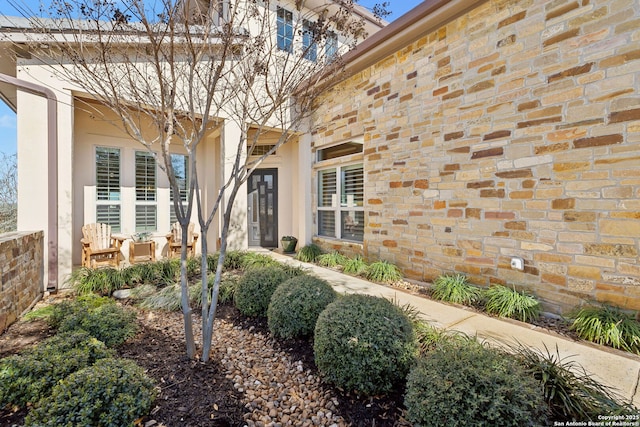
[221, 120, 248, 250]
[16, 67, 73, 288]
[297, 124, 313, 245]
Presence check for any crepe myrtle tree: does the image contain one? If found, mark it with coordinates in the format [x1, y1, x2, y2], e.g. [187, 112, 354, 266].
[5, 0, 384, 360]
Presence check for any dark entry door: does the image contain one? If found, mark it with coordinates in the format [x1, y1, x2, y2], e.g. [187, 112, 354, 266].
[247, 168, 278, 247]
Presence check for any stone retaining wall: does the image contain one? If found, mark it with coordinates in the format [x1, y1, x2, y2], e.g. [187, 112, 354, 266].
[0, 231, 44, 332]
[310, 0, 640, 314]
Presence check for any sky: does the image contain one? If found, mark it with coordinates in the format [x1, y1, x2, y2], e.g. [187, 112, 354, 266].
[0, 0, 423, 155]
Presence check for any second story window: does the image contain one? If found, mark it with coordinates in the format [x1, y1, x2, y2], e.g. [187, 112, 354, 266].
[303, 19, 317, 62]
[325, 31, 338, 60]
[277, 7, 293, 53]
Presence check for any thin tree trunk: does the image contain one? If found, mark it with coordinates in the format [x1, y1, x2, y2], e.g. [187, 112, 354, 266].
[180, 223, 196, 358]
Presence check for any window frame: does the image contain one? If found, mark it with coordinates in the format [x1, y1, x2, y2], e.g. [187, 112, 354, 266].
[134, 150, 157, 232]
[277, 7, 294, 53]
[316, 161, 364, 242]
[302, 19, 317, 62]
[95, 146, 121, 232]
[169, 153, 190, 224]
[325, 31, 338, 61]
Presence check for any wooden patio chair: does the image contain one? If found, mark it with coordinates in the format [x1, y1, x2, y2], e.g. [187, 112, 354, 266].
[81, 223, 125, 268]
[166, 222, 199, 258]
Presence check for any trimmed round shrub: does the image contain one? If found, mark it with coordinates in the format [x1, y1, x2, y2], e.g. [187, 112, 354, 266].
[234, 266, 289, 317]
[0, 331, 114, 408]
[404, 340, 548, 426]
[314, 294, 416, 396]
[267, 276, 337, 339]
[25, 358, 156, 427]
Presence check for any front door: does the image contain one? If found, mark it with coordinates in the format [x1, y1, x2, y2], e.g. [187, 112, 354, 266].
[247, 168, 278, 247]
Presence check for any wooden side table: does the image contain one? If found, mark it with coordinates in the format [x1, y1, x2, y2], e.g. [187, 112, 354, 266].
[129, 240, 156, 264]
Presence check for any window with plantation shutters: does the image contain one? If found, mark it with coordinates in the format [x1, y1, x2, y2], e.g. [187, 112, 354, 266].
[96, 147, 121, 232]
[170, 154, 189, 224]
[135, 151, 157, 232]
[317, 163, 363, 242]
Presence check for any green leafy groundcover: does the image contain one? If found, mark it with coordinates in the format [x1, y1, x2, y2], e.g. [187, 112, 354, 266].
[404, 340, 548, 427]
[0, 331, 114, 408]
[25, 358, 156, 427]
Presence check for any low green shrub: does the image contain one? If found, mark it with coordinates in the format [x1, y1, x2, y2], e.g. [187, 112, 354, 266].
[296, 244, 323, 263]
[0, 331, 114, 408]
[234, 266, 290, 317]
[314, 294, 416, 396]
[342, 256, 368, 276]
[515, 344, 635, 421]
[317, 252, 348, 268]
[404, 340, 548, 426]
[365, 260, 402, 284]
[568, 304, 640, 353]
[267, 276, 337, 339]
[431, 274, 482, 305]
[25, 358, 156, 427]
[484, 284, 541, 322]
[48, 295, 137, 347]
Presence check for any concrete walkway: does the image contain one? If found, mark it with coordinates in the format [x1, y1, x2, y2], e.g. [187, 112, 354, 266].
[266, 251, 640, 405]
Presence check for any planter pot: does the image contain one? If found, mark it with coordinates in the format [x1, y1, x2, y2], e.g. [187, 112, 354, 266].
[281, 238, 298, 253]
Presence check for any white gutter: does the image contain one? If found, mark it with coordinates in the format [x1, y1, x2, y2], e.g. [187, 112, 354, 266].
[0, 72, 58, 291]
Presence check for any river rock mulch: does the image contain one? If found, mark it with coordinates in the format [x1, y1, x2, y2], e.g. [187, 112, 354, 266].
[0, 301, 410, 427]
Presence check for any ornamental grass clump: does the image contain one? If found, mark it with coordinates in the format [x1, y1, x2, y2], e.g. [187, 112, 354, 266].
[296, 243, 323, 263]
[431, 274, 482, 305]
[67, 266, 127, 295]
[514, 344, 635, 421]
[365, 260, 402, 284]
[314, 294, 416, 396]
[268, 275, 337, 339]
[404, 340, 548, 427]
[317, 251, 348, 268]
[342, 256, 368, 276]
[0, 331, 114, 409]
[234, 265, 290, 317]
[568, 304, 640, 354]
[484, 284, 541, 322]
[25, 358, 156, 427]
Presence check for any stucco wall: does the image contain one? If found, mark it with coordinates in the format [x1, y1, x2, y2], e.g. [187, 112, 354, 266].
[311, 0, 640, 314]
[0, 231, 43, 332]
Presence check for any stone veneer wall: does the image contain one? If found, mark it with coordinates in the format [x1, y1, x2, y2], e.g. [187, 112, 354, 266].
[0, 232, 44, 332]
[311, 0, 640, 314]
